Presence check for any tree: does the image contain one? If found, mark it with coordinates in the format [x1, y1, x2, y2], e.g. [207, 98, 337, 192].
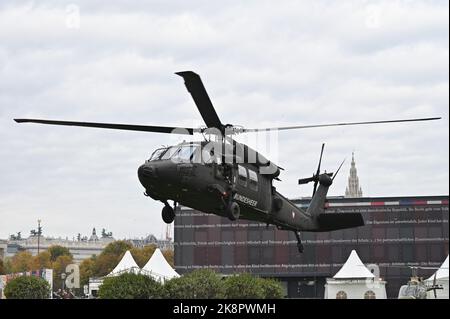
[0, 259, 5, 275]
[48, 245, 72, 262]
[4, 275, 50, 299]
[130, 245, 156, 268]
[2, 258, 13, 274]
[33, 251, 52, 270]
[163, 269, 224, 299]
[223, 273, 265, 299]
[102, 240, 133, 256]
[52, 255, 73, 291]
[162, 249, 174, 267]
[98, 273, 162, 299]
[10, 251, 35, 273]
[91, 241, 133, 277]
[79, 256, 96, 287]
[260, 278, 284, 299]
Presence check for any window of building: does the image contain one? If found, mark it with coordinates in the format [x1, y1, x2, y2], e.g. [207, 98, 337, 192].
[429, 226, 442, 238]
[402, 244, 414, 263]
[248, 169, 258, 191]
[336, 291, 347, 299]
[399, 226, 414, 240]
[238, 165, 247, 187]
[364, 290, 376, 299]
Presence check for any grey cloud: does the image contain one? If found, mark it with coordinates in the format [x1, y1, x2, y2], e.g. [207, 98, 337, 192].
[0, 0, 448, 239]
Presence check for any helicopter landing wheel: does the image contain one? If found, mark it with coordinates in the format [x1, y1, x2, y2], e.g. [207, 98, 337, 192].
[162, 205, 175, 224]
[226, 201, 240, 221]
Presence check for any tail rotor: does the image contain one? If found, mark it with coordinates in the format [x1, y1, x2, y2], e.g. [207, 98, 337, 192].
[298, 143, 345, 196]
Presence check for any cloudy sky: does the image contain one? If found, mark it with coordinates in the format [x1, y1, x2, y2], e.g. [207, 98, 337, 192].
[0, 0, 448, 240]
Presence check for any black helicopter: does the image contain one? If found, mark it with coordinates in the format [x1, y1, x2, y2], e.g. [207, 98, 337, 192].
[14, 71, 441, 253]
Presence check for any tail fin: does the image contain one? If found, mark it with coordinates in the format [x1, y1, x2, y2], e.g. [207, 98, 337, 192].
[300, 144, 364, 231]
[305, 173, 365, 231]
[305, 173, 332, 218]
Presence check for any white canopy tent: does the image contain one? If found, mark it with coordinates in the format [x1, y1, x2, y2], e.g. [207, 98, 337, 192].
[142, 248, 180, 283]
[325, 250, 386, 299]
[426, 255, 449, 299]
[107, 250, 140, 277]
[333, 250, 375, 279]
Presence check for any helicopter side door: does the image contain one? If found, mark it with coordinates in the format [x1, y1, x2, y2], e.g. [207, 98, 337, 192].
[232, 164, 270, 214]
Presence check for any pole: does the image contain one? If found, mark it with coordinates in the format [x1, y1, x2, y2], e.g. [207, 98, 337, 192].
[37, 219, 41, 255]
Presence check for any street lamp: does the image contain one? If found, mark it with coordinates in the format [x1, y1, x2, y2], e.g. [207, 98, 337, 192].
[61, 273, 67, 291]
[37, 219, 41, 255]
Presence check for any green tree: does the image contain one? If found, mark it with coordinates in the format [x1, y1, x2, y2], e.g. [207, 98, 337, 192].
[223, 273, 265, 299]
[163, 269, 224, 299]
[260, 278, 284, 299]
[4, 276, 51, 299]
[48, 245, 72, 262]
[98, 273, 162, 299]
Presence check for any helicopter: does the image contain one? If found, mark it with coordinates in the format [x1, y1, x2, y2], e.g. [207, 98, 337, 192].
[397, 266, 446, 299]
[14, 71, 441, 253]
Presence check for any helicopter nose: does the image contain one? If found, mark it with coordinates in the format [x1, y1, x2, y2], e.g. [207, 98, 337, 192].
[138, 164, 157, 186]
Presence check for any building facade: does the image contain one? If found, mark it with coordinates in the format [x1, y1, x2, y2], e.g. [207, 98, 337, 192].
[4, 230, 173, 264]
[7, 235, 114, 263]
[174, 195, 449, 298]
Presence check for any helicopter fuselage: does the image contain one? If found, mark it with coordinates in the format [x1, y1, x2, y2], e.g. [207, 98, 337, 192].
[137, 140, 354, 233]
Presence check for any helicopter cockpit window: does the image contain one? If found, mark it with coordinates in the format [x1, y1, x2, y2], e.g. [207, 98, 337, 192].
[248, 169, 258, 191]
[171, 145, 197, 162]
[238, 165, 247, 187]
[149, 148, 168, 161]
[161, 146, 180, 160]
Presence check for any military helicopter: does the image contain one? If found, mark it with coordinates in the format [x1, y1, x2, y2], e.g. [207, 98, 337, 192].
[398, 266, 446, 299]
[14, 71, 441, 253]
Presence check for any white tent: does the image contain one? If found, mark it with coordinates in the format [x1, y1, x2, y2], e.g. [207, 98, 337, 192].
[333, 250, 375, 279]
[142, 248, 179, 282]
[325, 250, 386, 299]
[426, 255, 449, 299]
[107, 250, 140, 277]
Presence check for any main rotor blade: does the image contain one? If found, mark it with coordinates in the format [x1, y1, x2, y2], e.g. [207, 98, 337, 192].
[313, 143, 325, 196]
[242, 117, 441, 132]
[14, 119, 195, 135]
[331, 158, 346, 182]
[176, 71, 223, 130]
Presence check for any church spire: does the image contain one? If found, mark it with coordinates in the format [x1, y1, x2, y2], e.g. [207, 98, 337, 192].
[345, 152, 363, 197]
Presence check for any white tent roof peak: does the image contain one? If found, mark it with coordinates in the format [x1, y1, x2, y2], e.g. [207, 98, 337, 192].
[427, 255, 449, 281]
[333, 250, 375, 279]
[142, 248, 180, 281]
[108, 250, 140, 276]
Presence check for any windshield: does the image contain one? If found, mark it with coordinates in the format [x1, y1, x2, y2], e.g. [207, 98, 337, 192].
[171, 145, 197, 162]
[149, 148, 168, 161]
[161, 146, 180, 160]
